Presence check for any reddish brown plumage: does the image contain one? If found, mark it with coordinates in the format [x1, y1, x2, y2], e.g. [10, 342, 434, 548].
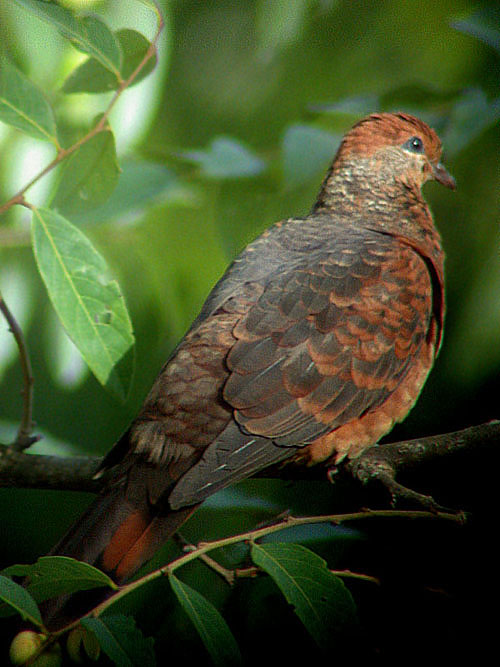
[337, 112, 443, 161]
[44, 112, 454, 629]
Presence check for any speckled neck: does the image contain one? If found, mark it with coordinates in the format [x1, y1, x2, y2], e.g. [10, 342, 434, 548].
[312, 157, 444, 274]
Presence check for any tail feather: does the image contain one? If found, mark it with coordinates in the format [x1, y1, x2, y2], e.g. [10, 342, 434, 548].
[101, 505, 198, 582]
[42, 483, 197, 630]
[47, 485, 134, 566]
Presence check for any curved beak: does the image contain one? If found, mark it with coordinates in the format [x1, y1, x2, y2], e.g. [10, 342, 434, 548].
[433, 162, 456, 190]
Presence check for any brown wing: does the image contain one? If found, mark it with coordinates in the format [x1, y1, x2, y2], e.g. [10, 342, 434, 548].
[226, 235, 432, 439]
[169, 233, 436, 508]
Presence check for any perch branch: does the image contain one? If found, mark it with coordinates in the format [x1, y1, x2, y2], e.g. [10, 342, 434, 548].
[0, 421, 498, 503]
[345, 420, 500, 509]
[0, 449, 101, 492]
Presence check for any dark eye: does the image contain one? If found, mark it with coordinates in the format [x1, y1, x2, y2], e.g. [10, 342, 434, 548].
[404, 136, 424, 153]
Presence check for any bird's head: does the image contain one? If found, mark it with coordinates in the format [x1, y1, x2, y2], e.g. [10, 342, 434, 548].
[336, 112, 456, 191]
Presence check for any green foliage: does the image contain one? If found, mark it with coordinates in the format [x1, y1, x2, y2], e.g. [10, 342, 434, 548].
[1, 0, 499, 663]
[255, 0, 311, 55]
[70, 159, 184, 226]
[169, 574, 242, 666]
[251, 542, 357, 651]
[282, 125, 340, 189]
[62, 29, 157, 94]
[31, 207, 135, 400]
[12, 0, 122, 76]
[180, 136, 266, 180]
[2, 556, 117, 603]
[0, 576, 43, 627]
[50, 130, 120, 217]
[451, 8, 500, 53]
[0, 535, 359, 662]
[442, 88, 500, 156]
[81, 616, 156, 667]
[0, 58, 57, 144]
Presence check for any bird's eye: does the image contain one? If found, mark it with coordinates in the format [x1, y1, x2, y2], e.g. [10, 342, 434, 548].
[404, 136, 424, 153]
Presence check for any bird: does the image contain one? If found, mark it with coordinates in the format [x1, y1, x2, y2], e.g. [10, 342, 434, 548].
[43, 112, 455, 628]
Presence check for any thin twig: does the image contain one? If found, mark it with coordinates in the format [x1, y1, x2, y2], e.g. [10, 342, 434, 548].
[175, 540, 381, 588]
[0, 289, 38, 450]
[50, 508, 461, 635]
[330, 569, 380, 585]
[174, 532, 237, 585]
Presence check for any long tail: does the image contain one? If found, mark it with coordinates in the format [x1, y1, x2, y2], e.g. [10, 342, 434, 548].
[41, 480, 197, 630]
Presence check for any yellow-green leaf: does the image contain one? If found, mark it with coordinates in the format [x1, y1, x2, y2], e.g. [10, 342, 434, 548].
[12, 0, 122, 77]
[0, 57, 57, 143]
[31, 207, 135, 400]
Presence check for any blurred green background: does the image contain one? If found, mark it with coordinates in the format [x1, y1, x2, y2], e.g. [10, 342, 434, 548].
[1, 0, 499, 662]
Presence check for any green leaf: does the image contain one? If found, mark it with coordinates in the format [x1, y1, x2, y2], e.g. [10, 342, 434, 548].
[451, 9, 500, 53]
[170, 575, 242, 666]
[62, 55, 118, 95]
[115, 28, 157, 82]
[2, 556, 117, 604]
[50, 130, 120, 217]
[447, 245, 500, 387]
[282, 124, 340, 189]
[74, 14, 122, 73]
[0, 57, 57, 143]
[251, 543, 358, 652]
[31, 207, 135, 400]
[81, 615, 156, 667]
[62, 29, 156, 94]
[12, 0, 122, 76]
[0, 575, 43, 627]
[181, 137, 266, 180]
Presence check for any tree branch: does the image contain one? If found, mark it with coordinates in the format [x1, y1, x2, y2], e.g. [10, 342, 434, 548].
[0, 449, 101, 492]
[0, 421, 499, 500]
[346, 420, 500, 509]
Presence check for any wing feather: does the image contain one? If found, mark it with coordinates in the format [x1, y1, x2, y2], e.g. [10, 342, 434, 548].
[169, 231, 435, 507]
